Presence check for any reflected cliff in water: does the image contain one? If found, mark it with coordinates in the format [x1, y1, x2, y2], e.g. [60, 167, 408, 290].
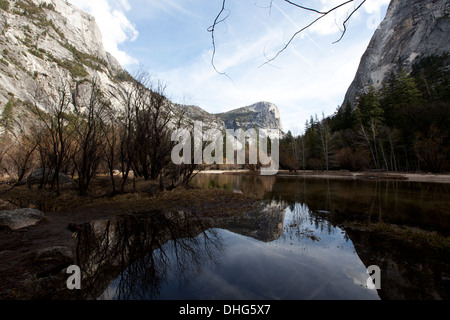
[72, 201, 291, 300]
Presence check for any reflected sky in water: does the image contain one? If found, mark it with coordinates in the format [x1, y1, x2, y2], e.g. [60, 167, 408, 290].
[100, 202, 379, 300]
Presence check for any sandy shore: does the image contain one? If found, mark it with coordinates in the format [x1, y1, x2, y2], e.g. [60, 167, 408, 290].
[199, 169, 450, 183]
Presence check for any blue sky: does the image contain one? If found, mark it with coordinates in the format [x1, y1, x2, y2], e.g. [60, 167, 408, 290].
[67, 0, 390, 133]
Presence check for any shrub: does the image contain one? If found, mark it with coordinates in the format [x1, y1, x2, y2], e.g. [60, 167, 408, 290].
[0, 0, 9, 12]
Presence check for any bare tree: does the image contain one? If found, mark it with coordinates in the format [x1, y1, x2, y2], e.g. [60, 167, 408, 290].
[147, 82, 174, 180]
[128, 71, 173, 181]
[103, 109, 121, 195]
[110, 73, 141, 193]
[71, 78, 111, 196]
[32, 80, 77, 194]
[110, 69, 176, 192]
[4, 129, 39, 184]
[163, 105, 206, 190]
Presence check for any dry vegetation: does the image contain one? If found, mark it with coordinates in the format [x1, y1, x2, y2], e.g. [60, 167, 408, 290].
[0, 174, 261, 219]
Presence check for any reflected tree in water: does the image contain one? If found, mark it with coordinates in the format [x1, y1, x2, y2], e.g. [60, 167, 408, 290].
[75, 211, 223, 299]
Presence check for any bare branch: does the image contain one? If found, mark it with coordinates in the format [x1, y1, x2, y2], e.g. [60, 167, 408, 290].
[210, 0, 366, 70]
[333, 0, 367, 44]
[261, 0, 356, 66]
[207, 0, 231, 77]
[281, 0, 330, 14]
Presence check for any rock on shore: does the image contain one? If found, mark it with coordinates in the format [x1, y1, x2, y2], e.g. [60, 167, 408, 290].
[0, 208, 44, 230]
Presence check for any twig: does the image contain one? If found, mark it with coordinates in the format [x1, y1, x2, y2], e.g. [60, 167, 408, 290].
[208, 0, 233, 79]
[261, 0, 356, 66]
[210, 0, 366, 68]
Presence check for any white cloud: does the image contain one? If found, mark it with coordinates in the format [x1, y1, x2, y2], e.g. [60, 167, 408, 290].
[68, 0, 139, 66]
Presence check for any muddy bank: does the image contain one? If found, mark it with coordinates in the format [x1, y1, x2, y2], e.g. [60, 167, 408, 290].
[204, 169, 450, 184]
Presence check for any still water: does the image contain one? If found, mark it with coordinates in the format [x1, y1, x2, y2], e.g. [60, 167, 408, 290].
[76, 174, 449, 300]
[99, 205, 378, 300]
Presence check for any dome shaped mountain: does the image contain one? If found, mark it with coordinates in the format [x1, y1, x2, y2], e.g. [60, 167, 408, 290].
[215, 101, 283, 132]
[175, 101, 284, 132]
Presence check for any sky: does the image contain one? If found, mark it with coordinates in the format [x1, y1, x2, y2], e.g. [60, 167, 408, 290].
[67, 0, 390, 133]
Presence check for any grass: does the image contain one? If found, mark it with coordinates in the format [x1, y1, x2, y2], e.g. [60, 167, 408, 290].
[0, 0, 9, 12]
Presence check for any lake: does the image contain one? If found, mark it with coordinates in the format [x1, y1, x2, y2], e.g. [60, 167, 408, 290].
[76, 174, 449, 300]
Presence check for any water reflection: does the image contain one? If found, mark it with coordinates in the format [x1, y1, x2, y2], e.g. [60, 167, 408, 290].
[194, 174, 450, 235]
[72, 174, 449, 300]
[74, 211, 223, 300]
[73, 200, 381, 299]
[193, 174, 450, 299]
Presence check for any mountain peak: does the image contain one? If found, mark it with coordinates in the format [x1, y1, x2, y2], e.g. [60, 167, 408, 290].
[216, 101, 283, 132]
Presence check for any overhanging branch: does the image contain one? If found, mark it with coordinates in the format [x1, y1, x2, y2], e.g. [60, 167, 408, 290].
[209, 0, 367, 71]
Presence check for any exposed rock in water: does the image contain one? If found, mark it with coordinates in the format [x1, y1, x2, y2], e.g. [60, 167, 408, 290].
[0, 208, 44, 229]
[33, 246, 74, 268]
[342, 0, 450, 108]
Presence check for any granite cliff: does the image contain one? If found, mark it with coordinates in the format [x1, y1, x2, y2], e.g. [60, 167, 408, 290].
[343, 0, 450, 108]
[179, 101, 284, 132]
[0, 0, 126, 109]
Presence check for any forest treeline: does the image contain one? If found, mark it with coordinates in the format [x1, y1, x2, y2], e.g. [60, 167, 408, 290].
[279, 54, 450, 173]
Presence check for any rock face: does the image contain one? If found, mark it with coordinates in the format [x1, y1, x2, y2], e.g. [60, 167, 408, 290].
[216, 101, 283, 131]
[177, 101, 284, 132]
[178, 104, 226, 130]
[0, 0, 127, 110]
[342, 0, 450, 108]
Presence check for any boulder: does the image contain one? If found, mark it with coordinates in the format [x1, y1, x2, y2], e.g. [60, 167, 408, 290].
[23, 168, 76, 186]
[0, 208, 45, 230]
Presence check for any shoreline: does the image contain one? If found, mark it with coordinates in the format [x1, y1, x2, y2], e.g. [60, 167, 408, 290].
[199, 169, 450, 184]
